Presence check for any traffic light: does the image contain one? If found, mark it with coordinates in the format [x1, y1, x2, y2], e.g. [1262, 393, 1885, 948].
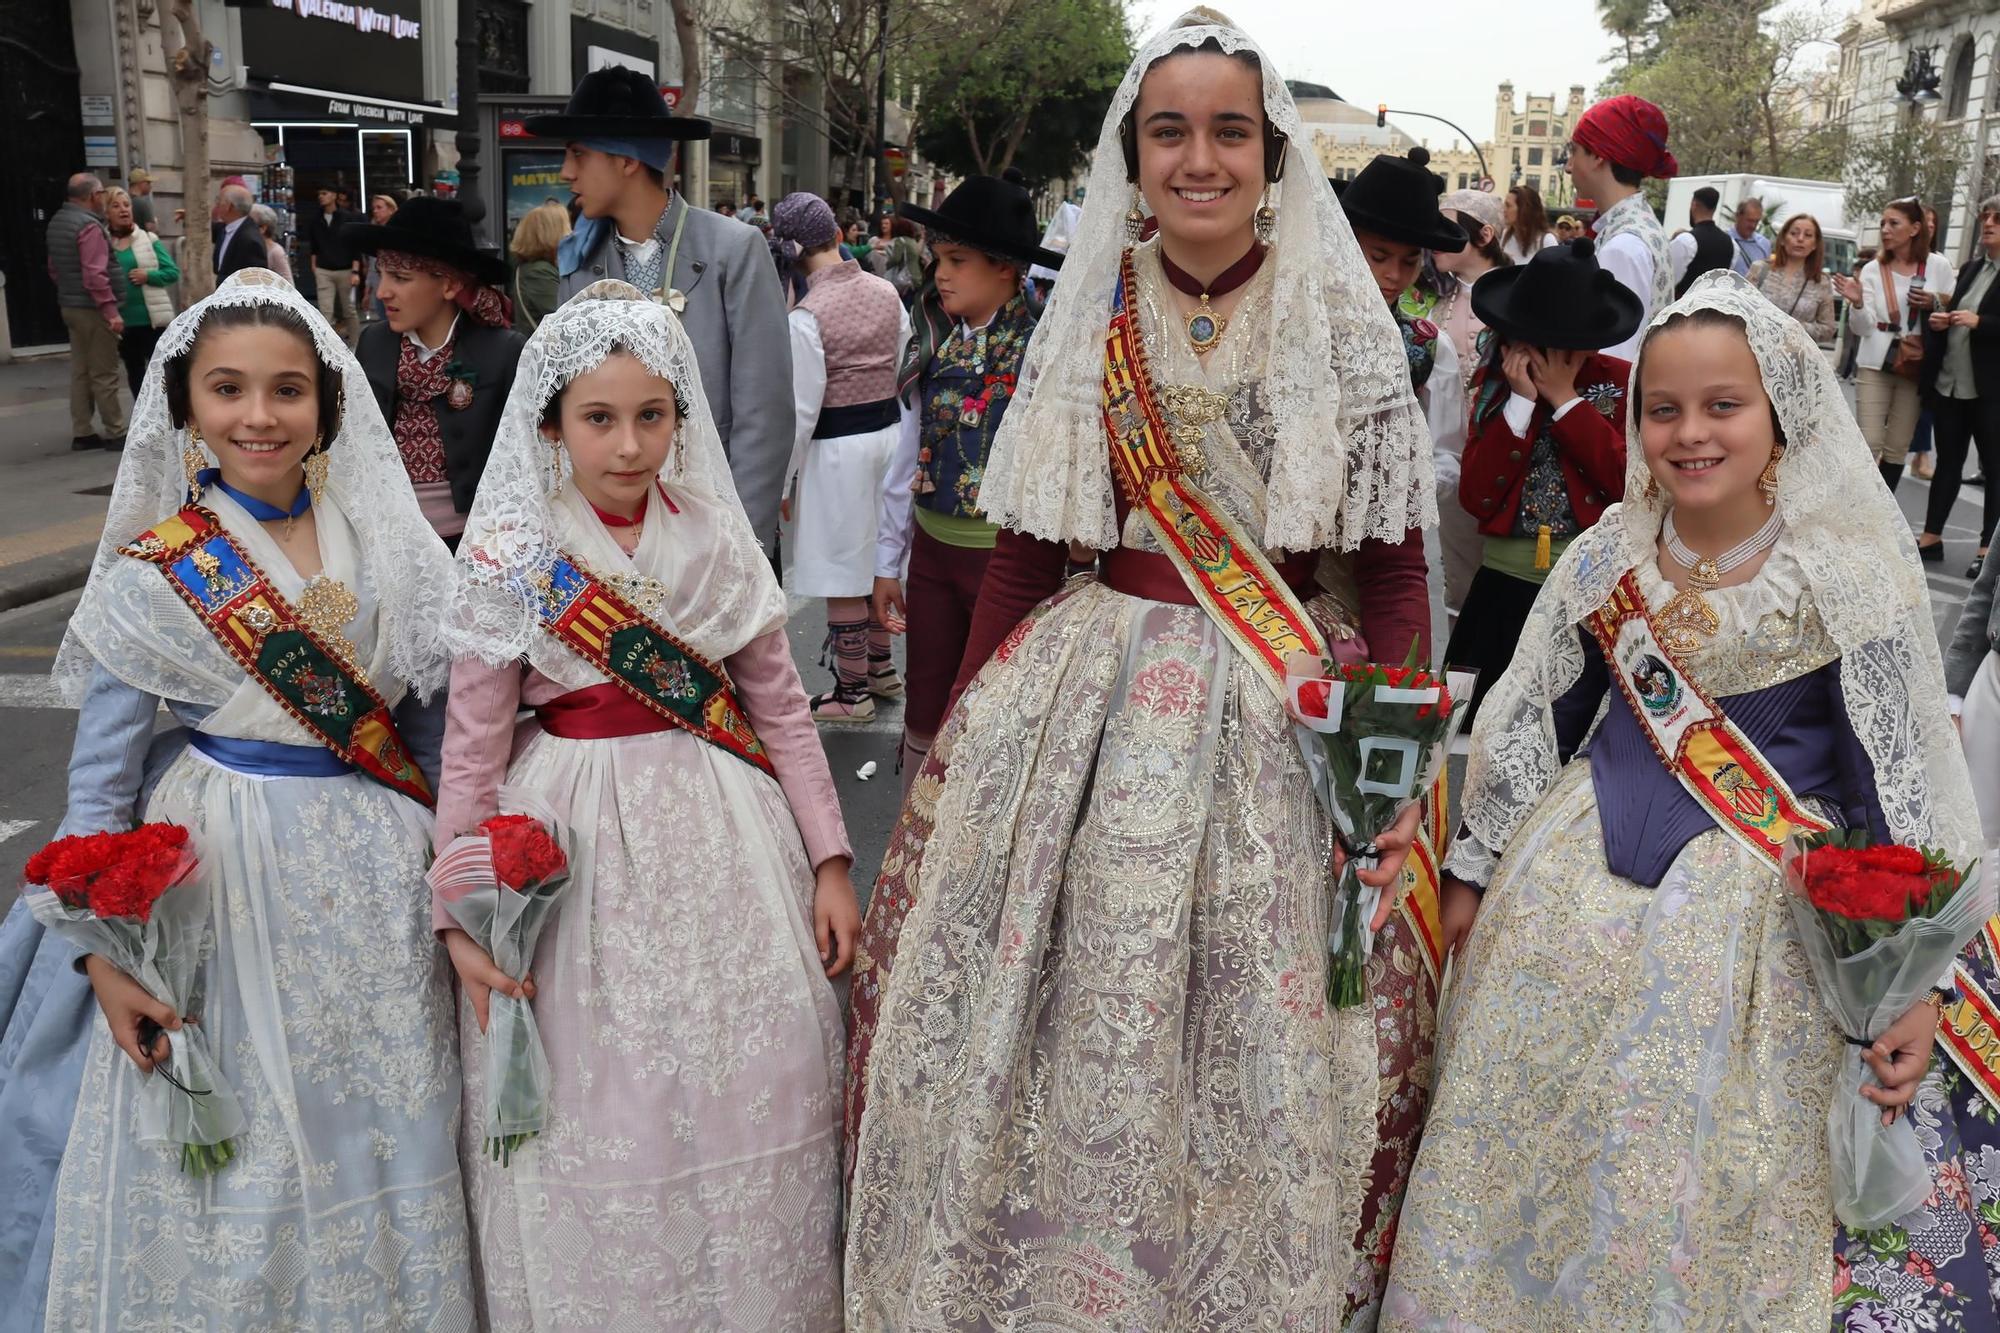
[1377, 104, 1388, 128]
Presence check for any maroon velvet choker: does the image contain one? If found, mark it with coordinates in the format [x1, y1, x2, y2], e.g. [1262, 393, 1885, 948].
[1157, 244, 1265, 353]
[1157, 243, 1267, 299]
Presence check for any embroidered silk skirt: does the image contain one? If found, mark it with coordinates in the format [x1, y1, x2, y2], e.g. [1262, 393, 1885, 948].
[1380, 763, 2000, 1333]
[842, 579, 1381, 1330]
[458, 726, 844, 1333]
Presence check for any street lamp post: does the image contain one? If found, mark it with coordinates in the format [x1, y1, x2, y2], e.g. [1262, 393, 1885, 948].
[1897, 46, 1943, 107]
[874, 0, 890, 216]
[1376, 104, 1489, 184]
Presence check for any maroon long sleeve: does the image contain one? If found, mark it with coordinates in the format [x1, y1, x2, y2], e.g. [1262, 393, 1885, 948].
[949, 528, 1070, 701]
[1354, 527, 1432, 666]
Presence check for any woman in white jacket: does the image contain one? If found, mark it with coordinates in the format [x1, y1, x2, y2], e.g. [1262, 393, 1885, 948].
[1837, 197, 1954, 491]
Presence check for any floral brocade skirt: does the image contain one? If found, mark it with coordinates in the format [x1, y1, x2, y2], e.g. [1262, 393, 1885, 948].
[460, 726, 844, 1333]
[842, 579, 1419, 1330]
[1380, 763, 2000, 1333]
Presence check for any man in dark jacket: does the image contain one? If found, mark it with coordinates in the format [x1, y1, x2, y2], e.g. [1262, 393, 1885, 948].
[1669, 186, 1732, 298]
[213, 183, 267, 281]
[344, 197, 524, 552]
[303, 185, 361, 346]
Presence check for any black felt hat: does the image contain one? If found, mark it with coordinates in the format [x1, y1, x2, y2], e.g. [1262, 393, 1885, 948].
[340, 196, 507, 287]
[1333, 148, 1469, 253]
[524, 66, 712, 142]
[1470, 237, 1645, 352]
[899, 175, 1065, 271]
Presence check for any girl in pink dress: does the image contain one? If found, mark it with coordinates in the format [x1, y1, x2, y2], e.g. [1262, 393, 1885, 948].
[435, 280, 859, 1330]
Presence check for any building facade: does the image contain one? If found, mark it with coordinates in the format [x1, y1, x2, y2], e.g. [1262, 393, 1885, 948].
[1493, 82, 1587, 208]
[1835, 0, 2000, 264]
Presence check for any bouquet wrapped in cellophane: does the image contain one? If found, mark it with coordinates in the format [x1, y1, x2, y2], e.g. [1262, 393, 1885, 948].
[1781, 829, 1992, 1230]
[429, 788, 573, 1165]
[1285, 649, 1475, 1008]
[24, 823, 246, 1175]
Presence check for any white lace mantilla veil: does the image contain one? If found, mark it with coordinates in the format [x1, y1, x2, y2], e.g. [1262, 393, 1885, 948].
[52, 268, 454, 704]
[976, 7, 1436, 552]
[446, 279, 785, 670]
[1450, 269, 1983, 883]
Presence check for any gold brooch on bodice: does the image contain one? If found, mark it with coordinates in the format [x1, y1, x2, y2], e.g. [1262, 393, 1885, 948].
[296, 574, 361, 667]
[1656, 559, 1723, 656]
[1160, 383, 1229, 480]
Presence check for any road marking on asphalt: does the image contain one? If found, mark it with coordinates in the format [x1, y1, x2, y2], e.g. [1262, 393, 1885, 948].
[0, 820, 33, 845]
[0, 674, 67, 709]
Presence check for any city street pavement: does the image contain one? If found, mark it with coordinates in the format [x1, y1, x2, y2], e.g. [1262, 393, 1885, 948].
[0, 355, 1988, 908]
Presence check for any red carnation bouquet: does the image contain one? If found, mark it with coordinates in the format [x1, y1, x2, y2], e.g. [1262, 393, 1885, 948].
[1285, 649, 1476, 1008]
[1782, 828, 1992, 1229]
[23, 823, 246, 1175]
[428, 790, 572, 1165]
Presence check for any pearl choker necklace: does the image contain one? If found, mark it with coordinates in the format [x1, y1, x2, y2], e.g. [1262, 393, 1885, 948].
[1655, 508, 1784, 655]
[1663, 508, 1784, 576]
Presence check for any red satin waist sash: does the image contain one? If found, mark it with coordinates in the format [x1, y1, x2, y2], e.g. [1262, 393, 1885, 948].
[536, 682, 675, 739]
[1099, 545, 1316, 607]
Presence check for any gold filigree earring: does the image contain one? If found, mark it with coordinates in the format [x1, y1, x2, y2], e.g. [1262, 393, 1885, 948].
[548, 437, 566, 498]
[1643, 474, 1661, 502]
[1254, 188, 1277, 244]
[1759, 445, 1785, 506]
[302, 437, 330, 510]
[1125, 187, 1147, 246]
[183, 424, 209, 502]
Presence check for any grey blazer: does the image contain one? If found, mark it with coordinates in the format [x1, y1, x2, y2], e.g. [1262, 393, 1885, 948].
[557, 197, 792, 550]
[1947, 547, 2000, 697]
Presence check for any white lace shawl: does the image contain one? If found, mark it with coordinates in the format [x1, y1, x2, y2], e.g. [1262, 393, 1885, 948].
[446, 281, 787, 671]
[1447, 270, 1983, 882]
[53, 269, 455, 704]
[976, 10, 1435, 553]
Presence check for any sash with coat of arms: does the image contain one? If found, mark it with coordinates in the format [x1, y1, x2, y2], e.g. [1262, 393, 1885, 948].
[533, 550, 774, 776]
[121, 507, 433, 806]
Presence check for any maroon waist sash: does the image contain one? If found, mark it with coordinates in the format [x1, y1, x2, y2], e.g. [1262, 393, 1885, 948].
[535, 682, 675, 740]
[1100, 545, 1316, 607]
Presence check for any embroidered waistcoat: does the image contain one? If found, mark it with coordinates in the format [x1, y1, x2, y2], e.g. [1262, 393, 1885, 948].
[914, 293, 1038, 520]
[796, 259, 903, 408]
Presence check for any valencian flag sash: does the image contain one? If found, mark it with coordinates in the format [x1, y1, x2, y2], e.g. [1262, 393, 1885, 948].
[1586, 567, 2000, 1107]
[534, 551, 774, 776]
[122, 507, 433, 805]
[1100, 250, 1445, 980]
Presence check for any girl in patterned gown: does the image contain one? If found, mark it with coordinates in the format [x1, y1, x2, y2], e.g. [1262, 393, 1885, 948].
[1382, 272, 2000, 1332]
[434, 281, 859, 1330]
[842, 11, 1442, 1328]
[18, 269, 473, 1328]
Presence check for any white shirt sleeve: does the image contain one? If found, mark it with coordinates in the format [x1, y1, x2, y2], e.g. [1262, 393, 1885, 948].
[1598, 233, 1655, 361]
[1669, 231, 1697, 286]
[786, 309, 826, 496]
[1502, 392, 1537, 439]
[876, 397, 921, 580]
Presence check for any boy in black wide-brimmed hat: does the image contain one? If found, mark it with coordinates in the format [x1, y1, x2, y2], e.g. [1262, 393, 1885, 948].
[1443, 237, 1640, 716]
[1334, 146, 1467, 390]
[872, 172, 1064, 783]
[344, 196, 526, 548]
[530, 65, 794, 556]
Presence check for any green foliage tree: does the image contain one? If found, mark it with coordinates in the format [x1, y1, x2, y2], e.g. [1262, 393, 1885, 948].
[908, 0, 1129, 180]
[1846, 115, 1971, 227]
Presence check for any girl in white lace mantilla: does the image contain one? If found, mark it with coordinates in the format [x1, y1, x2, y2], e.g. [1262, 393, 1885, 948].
[24, 270, 473, 1329]
[436, 281, 858, 1331]
[1381, 272, 1991, 1331]
[842, 12, 1440, 1328]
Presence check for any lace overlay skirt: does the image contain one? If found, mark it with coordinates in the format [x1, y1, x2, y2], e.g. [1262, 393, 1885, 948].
[843, 581, 1378, 1330]
[45, 752, 474, 1330]
[460, 728, 844, 1333]
[1381, 763, 1841, 1331]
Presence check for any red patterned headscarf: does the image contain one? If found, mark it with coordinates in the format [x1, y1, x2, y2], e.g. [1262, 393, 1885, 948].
[1571, 95, 1678, 181]
[376, 248, 514, 328]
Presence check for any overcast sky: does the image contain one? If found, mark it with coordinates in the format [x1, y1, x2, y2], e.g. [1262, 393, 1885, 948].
[1126, 0, 1620, 155]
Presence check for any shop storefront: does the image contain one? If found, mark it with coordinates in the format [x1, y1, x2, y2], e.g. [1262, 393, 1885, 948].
[240, 0, 444, 204]
[706, 130, 761, 210]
